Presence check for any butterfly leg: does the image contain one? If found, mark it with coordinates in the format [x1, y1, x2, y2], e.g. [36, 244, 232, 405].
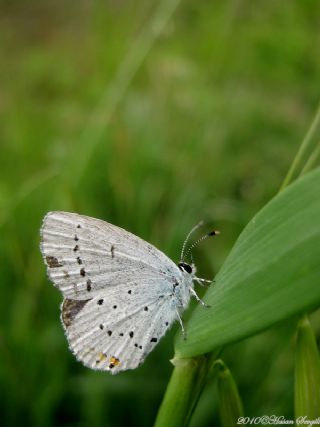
[194, 277, 214, 288]
[175, 308, 187, 340]
[190, 287, 211, 308]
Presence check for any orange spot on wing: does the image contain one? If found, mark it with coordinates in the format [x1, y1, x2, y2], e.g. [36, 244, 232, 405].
[109, 356, 120, 366]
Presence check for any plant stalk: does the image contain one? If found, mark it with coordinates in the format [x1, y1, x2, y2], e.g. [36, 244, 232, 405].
[154, 356, 210, 427]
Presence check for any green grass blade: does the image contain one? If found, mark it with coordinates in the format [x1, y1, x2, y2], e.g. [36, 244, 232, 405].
[215, 360, 244, 427]
[300, 145, 320, 177]
[176, 168, 320, 358]
[280, 102, 320, 190]
[294, 315, 320, 423]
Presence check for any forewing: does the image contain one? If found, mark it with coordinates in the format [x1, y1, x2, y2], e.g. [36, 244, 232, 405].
[62, 284, 178, 373]
[40, 211, 180, 299]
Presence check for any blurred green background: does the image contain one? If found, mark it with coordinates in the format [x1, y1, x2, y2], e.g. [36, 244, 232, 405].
[1, 1, 320, 426]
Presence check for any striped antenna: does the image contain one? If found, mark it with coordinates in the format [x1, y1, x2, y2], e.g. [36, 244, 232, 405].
[180, 221, 204, 261]
[182, 229, 220, 262]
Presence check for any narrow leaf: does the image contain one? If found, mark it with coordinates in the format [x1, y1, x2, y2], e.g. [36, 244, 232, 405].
[294, 315, 320, 423]
[280, 101, 320, 190]
[216, 360, 244, 427]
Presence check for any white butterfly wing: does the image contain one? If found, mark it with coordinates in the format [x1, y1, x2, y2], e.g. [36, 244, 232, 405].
[62, 285, 178, 373]
[40, 211, 180, 299]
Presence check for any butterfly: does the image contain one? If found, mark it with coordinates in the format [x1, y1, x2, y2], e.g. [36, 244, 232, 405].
[40, 211, 217, 374]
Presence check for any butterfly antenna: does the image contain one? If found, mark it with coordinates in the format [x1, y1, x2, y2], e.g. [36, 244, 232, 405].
[180, 221, 204, 261]
[183, 230, 220, 262]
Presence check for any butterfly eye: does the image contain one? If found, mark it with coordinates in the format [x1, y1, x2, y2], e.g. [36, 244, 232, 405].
[178, 262, 192, 274]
